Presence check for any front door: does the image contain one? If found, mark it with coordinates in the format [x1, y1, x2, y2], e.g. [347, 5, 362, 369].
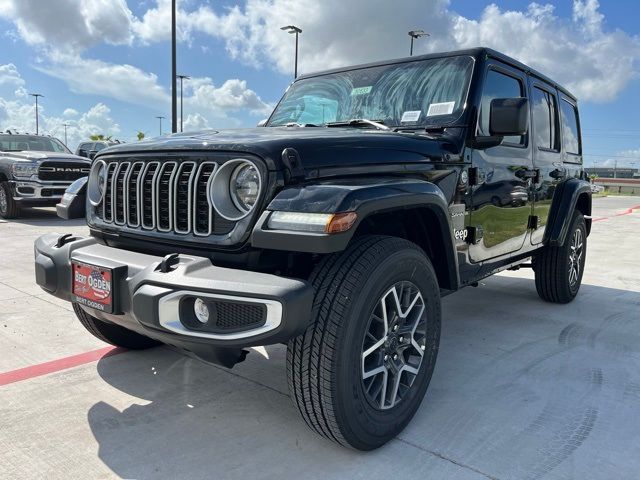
[469, 64, 534, 262]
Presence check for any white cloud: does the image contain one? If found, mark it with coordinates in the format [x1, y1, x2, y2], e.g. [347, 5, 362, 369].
[37, 52, 169, 108]
[187, 78, 273, 116]
[0, 64, 121, 149]
[0, 0, 134, 51]
[182, 112, 210, 132]
[141, 0, 638, 103]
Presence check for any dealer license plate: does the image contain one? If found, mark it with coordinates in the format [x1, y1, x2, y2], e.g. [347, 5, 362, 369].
[72, 261, 113, 313]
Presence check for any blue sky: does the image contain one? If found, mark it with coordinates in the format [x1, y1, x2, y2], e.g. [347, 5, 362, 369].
[0, 0, 638, 168]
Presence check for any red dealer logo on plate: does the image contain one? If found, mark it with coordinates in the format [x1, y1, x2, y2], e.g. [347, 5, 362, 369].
[72, 262, 113, 312]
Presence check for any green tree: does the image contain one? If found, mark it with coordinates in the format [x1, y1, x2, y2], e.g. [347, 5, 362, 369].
[89, 134, 112, 141]
[136, 131, 145, 141]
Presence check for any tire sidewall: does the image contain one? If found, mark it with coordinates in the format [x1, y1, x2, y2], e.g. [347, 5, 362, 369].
[333, 245, 441, 449]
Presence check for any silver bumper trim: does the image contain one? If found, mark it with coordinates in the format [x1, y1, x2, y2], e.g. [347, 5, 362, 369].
[157, 290, 283, 340]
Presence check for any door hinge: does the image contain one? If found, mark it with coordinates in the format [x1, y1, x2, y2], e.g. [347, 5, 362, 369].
[468, 167, 479, 186]
[466, 225, 484, 244]
[528, 215, 539, 229]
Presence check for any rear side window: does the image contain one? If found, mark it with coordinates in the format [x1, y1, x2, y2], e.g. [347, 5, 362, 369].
[532, 87, 559, 151]
[560, 99, 581, 155]
[479, 69, 525, 145]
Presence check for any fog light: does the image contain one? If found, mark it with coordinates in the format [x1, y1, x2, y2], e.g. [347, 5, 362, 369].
[193, 298, 210, 323]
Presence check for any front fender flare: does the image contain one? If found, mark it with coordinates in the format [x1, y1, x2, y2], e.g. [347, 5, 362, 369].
[251, 178, 455, 256]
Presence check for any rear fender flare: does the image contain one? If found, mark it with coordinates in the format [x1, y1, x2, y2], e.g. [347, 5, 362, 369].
[544, 178, 592, 247]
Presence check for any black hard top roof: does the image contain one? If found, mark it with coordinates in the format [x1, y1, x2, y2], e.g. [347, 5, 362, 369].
[296, 47, 577, 102]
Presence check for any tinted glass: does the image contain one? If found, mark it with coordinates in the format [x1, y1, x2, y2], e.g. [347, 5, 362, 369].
[479, 69, 524, 145]
[0, 135, 70, 153]
[560, 99, 581, 155]
[532, 87, 558, 150]
[268, 56, 474, 127]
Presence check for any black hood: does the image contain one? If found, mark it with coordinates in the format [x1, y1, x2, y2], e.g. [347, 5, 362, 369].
[98, 127, 463, 173]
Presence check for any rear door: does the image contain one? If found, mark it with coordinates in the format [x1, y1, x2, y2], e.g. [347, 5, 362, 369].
[528, 81, 563, 245]
[469, 63, 534, 262]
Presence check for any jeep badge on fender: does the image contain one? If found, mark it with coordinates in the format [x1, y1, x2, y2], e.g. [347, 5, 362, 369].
[34, 47, 591, 450]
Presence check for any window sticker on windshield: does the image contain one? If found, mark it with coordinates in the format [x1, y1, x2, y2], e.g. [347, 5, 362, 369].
[427, 101, 455, 116]
[350, 86, 373, 96]
[401, 110, 422, 123]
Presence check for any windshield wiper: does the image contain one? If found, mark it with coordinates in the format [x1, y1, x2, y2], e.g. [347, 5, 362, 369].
[284, 122, 320, 127]
[326, 118, 390, 131]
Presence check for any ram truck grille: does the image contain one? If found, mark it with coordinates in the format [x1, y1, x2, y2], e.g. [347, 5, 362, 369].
[38, 161, 90, 181]
[98, 160, 236, 236]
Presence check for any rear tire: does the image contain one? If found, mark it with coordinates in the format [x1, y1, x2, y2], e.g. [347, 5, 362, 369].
[73, 303, 160, 349]
[534, 211, 587, 303]
[0, 181, 20, 219]
[287, 235, 441, 450]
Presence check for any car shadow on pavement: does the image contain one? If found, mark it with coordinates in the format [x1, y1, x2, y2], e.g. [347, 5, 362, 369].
[88, 275, 640, 480]
[7, 207, 86, 227]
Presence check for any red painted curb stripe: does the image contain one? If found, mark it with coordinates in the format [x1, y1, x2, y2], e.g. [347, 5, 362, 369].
[591, 205, 640, 223]
[0, 346, 125, 387]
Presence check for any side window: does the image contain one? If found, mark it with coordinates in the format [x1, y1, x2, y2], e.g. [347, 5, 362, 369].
[94, 142, 107, 152]
[479, 69, 525, 145]
[532, 87, 559, 151]
[560, 99, 581, 156]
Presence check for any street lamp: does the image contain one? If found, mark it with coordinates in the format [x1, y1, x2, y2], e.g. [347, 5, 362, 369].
[156, 116, 166, 136]
[408, 30, 429, 56]
[62, 123, 69, 146]
[29, 93, 44, 134]
[176, 74, 190, 132]
[171, 0, 177, 133]
[281, 25, 302, 78]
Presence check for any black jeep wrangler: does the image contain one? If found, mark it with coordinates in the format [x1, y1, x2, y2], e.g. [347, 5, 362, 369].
[34, 48, 591, 450]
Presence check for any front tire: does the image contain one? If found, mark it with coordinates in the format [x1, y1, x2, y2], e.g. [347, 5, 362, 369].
[287, 236, 441, 450]
[0, 181, 20, 219]
[534, 211, 587, 303]
[73, 304, 160, 349]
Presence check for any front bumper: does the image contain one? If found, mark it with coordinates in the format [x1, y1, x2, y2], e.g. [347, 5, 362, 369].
[11, 179, 72, 204]
[34, 233, 313, 362]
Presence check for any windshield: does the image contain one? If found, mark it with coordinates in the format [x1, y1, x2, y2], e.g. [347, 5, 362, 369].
[0, 134, 70, 153]
[268, 55, 474, 128]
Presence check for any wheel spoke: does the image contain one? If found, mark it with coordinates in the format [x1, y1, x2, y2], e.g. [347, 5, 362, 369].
[388, 369, 402, 407]
[363, 364, 386, 380]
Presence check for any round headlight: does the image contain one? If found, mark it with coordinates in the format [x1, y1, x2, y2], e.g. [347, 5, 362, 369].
[210, 159, 262, 221]
[230, 163, 260, 211]
[88, 160, 106, 206]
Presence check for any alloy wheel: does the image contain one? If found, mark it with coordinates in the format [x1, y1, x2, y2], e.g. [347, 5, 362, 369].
[361, 281, 428, 410]
[568, 228, 584, 287]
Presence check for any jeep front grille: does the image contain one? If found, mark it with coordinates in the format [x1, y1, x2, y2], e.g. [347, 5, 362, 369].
[99, 160, 236, 236]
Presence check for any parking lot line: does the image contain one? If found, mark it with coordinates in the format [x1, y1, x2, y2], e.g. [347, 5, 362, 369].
[0, 346, 125, 386]
[591, 204, 640, 222]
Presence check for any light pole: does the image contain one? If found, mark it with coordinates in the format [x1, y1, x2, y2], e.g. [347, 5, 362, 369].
[29, 93, 44, 134]
[177, 74, 190, 132]
[156, 116, 166, 136]
[281, 25, 302, 78]
[171, 0, 177, 133]
[62, 123, 69, 146]
[408, 30, 429, 56]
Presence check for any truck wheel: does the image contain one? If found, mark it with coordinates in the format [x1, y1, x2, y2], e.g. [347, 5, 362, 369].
[287, 236, 441, 450]
[534, 211, 587, 304]
[73, 303, 160, 349]
[0, 181, 20, 219]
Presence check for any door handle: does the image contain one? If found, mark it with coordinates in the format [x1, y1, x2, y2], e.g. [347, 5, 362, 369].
[549, 169, 566, 180]
[515, 168, 537, 180]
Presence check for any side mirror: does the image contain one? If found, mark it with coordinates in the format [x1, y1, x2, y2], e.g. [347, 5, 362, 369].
[489, 97, 528, 136]
[257, 119, 267, 127]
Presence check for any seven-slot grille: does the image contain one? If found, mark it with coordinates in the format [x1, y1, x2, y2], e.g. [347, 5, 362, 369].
[98, 160, 236, 236]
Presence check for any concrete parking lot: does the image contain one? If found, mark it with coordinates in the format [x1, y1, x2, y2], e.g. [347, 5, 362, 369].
[1, 196, 639, 480]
